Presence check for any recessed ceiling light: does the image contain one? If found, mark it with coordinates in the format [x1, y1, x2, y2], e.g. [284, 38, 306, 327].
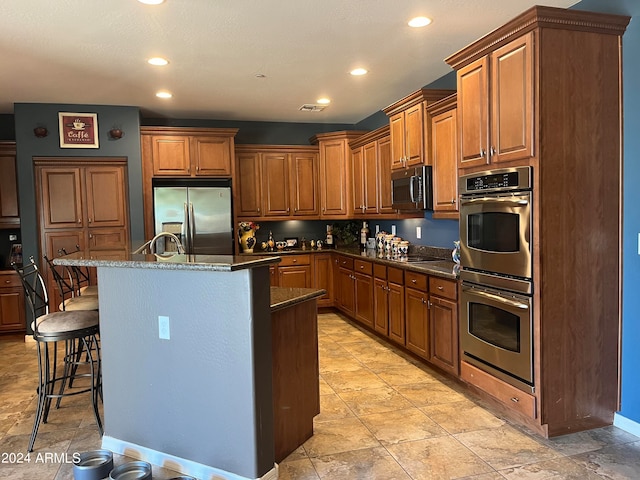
[350, 68, 368, 76]
[156, 91, 172, 99]
[138, 0, 165, 5]
[316, 98, 330, 105]
[408, 16, 432, 28]
[148, 57, 169, 66]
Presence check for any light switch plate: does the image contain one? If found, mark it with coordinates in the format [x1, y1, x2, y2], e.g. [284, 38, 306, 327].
[416, 227, 422, 239]
[158, 316, 170, 340]
[391, 225, 396, 235]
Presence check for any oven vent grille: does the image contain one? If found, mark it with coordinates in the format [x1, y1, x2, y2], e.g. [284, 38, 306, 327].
[299, 104, 327, 112]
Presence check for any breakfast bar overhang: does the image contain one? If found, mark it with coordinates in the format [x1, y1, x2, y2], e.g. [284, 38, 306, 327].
[55, 252, 324, 480]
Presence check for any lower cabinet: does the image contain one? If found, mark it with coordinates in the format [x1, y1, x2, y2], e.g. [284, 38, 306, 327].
[428, 277, 459, 376]
[0, 271, 26, 334]
[313, 253, 334, 307]
[373, 264, 405, 346]
[334, 255, 355, 316]
[271, 255, 312, 288]
[353, 260, 373, 328]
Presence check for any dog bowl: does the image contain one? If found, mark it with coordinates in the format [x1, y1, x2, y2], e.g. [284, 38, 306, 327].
[73, 450, 114, 480]
[109, 460, 152, 480]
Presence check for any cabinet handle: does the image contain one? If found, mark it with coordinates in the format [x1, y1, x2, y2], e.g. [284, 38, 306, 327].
[437, 286, 444, 291]
[4, 280, 10, 284]
[257, 207, 261, 213]
[451, 199, 456, 204]
[287, 208, 290, 213]
[480, 149, 486, 158]
[292, 259, 297, 263]
[77, 219, 81, 224]
[88, 218, 92, 223]
[511, 397, 520, 403]
[411, 279, 417, 284]
[360, 265, 364, 269]
[196, 166, 199, 172]
[490, 146, 496, 156]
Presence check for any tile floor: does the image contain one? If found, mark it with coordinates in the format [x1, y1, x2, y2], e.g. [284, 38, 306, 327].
[2, 312, 640, 479]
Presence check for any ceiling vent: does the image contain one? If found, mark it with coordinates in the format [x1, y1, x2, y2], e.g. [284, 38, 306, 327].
[299, 104, 327, 112]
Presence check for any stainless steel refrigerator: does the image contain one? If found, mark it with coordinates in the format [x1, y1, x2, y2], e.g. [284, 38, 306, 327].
[152, 179, 233, 255]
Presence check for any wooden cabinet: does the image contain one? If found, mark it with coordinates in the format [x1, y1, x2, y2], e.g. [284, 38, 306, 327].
[140, 127, 238, 238]
[353, 259, 373, 328]
[427, 94, 459, 218]
[349, 126, 396, 217]
[428, 277, 459, 376]
[35, 159, 130, 310]
[148, 131, 236, 177]
[404, 271, 429, 359]
[277, 255, 312, 288]
[0, 271, 25, 333]
[373, 264, 405, 345]
[311, 131, 368, 219]
[235, 146, 319, 220]
[333, 254, 355, 316]
[445, 6, 630, 436]
[313, 253, 333, 307]
[383, 89, 455, 170]
[454, 33, 533, 170]
[0, 142, 20, 228]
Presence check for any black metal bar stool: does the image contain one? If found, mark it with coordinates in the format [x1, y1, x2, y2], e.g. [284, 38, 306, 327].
[59, 245, 98, 297]
[13, 256, 103, 452]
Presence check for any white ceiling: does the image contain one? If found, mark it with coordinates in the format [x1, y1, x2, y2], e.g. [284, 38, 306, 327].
[1, 0, 578, 124]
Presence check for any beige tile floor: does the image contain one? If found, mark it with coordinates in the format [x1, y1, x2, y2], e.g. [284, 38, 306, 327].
[2, 312, 640, 479]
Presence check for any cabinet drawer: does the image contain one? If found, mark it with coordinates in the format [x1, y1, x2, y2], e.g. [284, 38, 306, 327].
[278, 254, 311, 267]
[388, 267, 404, 285]
[405, 271, 427, 291]
[373, 263, 386, 279]
[354, 259, 372, 276]
[0, 272, 21, 289]
[336, 256, 354, 270]
[429, 277, 457, 300]
[461, 362, 536, 419]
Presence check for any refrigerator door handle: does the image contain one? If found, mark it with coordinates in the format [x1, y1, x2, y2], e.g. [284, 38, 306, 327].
[189, 202, 195, 253]
[183, 202, 190, 253]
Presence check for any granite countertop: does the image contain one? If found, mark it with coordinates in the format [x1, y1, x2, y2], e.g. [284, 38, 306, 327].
[270, 287, 326, 312]
[248, 246, 460, 280]
[54, 251, 280, 272]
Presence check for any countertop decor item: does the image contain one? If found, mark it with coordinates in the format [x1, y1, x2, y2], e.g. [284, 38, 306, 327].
[452, 240, 460, 264]
[238, 221, 260, 253]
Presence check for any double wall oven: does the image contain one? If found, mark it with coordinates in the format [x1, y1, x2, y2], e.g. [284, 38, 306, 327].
[458, 166, 534, 393]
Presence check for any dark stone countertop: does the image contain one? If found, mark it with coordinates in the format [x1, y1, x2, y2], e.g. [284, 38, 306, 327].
[270, 287, 326, 313]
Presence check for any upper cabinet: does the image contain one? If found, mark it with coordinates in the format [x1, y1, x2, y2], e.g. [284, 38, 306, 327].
[453, 33, 534, 169]
[383, 89, 455, 171]
[349, 126, 396, 217]
[0, 142, 20, 228]
[311, 131, 368, 219]
[146, 128, 238, 177]
[234, 145, 320, 220]
[427, 94, 459, 218]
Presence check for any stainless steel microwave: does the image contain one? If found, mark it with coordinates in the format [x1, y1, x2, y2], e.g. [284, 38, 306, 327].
[391, 165, 433, 211]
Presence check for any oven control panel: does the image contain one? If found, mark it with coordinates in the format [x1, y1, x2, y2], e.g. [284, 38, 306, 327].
[460, 166, 532, 194]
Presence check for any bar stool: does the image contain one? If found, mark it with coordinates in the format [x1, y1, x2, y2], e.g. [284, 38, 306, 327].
[59, 246, 98, 297]
[13, 257, 103, 452]
[43, 255, 99, 312]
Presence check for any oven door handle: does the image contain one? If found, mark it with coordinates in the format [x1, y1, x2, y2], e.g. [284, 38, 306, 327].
[460, 197, 529, 206]
[464, 287, 530, 310]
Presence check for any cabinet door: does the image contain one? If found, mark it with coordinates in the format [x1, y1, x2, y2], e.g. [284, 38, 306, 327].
[405, 287, 429, 359]
[39, 168, 84, 229]
[278, 265, 312, 288]
[376, 135, 395, 215]
[404, 103, 425, 167]
[373, 277, 389, 335]
[352, 147, 364, 215]
[151, 136, 191, 176]
[262, 153, 290, 217]
[0, 285, 26, 333]
[354, 271, 374, 328]
[0, 148, 19, 227]
[490, 32, 534, 164]
[290, 152, 319, 217]
[363, 142, 378, 214]
[235, 152, 262, 217]
[191, 136, 232, 176]
[84, 166, 127, 228]
[429, 296, 459, 375]
[314, 253, 333, 307]
[458, 57, 490, 168]
[388, 282, 405, 346]
[389, 112, 406, 170]
[88, 227, 128, 250]
[319, 140, 349, 217]
[432, 107, 459, 213]
[336, 266, 355, 316]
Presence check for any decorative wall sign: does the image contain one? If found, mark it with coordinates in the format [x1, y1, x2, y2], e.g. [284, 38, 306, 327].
[58, 112, 99, 148]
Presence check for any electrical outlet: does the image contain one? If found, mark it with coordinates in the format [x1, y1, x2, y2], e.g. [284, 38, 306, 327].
[638, 233, 640, 255]
[391, 225, 396, 235]
[416, 227, 422, 239]
[158, 316, 170, 340]
[9, 234, 17, 241]
[375, 224, 380, 234]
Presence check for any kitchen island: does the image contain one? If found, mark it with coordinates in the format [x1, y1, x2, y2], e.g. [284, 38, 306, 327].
[55, 252, 324, 480]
